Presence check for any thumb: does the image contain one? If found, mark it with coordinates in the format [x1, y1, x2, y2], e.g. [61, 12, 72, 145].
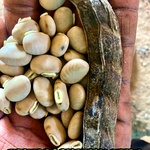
[0, 18, 7, 47]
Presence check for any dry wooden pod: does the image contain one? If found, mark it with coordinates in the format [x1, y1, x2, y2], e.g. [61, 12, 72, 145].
[23, 31, 51, 55]
[53, 6, 74, 33]
[58, 140, 82, 149]
[30, 55, 62, 79]
[69, 83, 86, 110]
[61, 107, 75, 128]
[4, 75, 31, 102]
[0, 43, 32, 66]
[44, 115, 67, 146]
[60, 58, 89, 84]
[30, 104, 48, 119]
[39, 12, 56, 37]
[64, 49, 86, 61]
[0, 88, 12, 114]
[54, 79, 69, 111]
[15, 91, 39, 116]
[39, 0, 66, 11]
[50, 33, 69, 57]
[67, 26, 88, 54]
[33, 76, 54, 107]
[12, 17, 40, 44]
[46, 104, 61, 115]
[68, 111, 83, 139]
[0, 60, 24, 76]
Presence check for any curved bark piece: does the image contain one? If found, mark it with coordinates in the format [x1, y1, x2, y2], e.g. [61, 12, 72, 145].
[70, 0, 122, 148]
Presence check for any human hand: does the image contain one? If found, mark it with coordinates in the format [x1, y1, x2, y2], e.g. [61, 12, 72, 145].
[0, 0, 139, 149]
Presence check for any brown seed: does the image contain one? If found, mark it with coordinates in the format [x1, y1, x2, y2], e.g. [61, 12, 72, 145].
[68, 111, 83, 139]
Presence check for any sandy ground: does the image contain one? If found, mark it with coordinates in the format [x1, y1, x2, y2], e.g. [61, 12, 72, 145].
[0, 0, 150, 139]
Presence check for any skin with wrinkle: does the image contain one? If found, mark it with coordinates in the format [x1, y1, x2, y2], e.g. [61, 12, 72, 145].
[0, 0, 139, 149]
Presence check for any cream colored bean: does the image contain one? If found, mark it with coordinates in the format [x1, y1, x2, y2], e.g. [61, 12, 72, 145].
[24, 69, 38, 81]
[39, 12, 56, 37]
[33, 76, 54, 107]
[39, 0, 66, 11]
[61, 107, 75, 128]
[12, 17, 40, 44]
[30, 55, 62, 79]
[4, 75, 31, 102]
[68, 111, 83, 139]
[23, 31, 51, 55]
[67, 26, 88, 54]
[50, 33, 69, 57]
[0, 88, 12, 114]
[64, 49, 86, 61]
[4, 36, 17, 45]
[0, 43, 32, 66]
[58, 140, 82, 149]
[0, 60, 24, 76]
[15, 91, 39, 116]
[46, 104, 61, 115]
[54, 79, 69, 111]
[0, 75, 12, 88]
[78, 74, 88, 88]
[53, 7, 74, 33]
[30, 104, 48, 119]
[69, 83, 86, 110]
[60, 58, 89, 84]
[44, 115, 67, 146]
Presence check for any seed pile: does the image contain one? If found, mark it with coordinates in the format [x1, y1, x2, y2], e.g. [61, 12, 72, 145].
[0, 0, 89, 148]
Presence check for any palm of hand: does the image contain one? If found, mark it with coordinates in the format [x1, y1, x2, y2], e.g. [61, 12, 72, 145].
[0, 107, 53, 149]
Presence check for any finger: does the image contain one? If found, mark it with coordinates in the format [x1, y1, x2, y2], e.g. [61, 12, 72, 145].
[108, 0, 139, 148]
[3, 0, 42, 35]
[0, 18, 7, 47]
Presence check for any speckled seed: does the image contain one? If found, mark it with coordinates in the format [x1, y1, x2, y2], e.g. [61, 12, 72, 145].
[30, 55, 62, 79]
[12, 17, 40, 44]
[39, 12, 56, 37]
[44, 115, 67, 146]
[50, 33, 69, 57]
[33, 76, 54, 107]
[53, 7, 74, 33]
[58, 140, 82, 149]
[39, 0, 66, 11]
[0, 43, 32, 66]
[68, 111, 83, 139]
[64, 49, 86, 61]
[46, 104, 61, 115]
[67, 26, 88, 54]
[15, 91, 39, 116]
[60, 58, 89, 84]
[0, 60, 24, 76]
[0, 88, 12, 114]
[23, 31, 51, 55]
[61, 107, 75, 128]
[30, 104, 48, 119]
[54, 79, 69, 111]
[69, 83, 86, 110]
[4, 75, 31, 102]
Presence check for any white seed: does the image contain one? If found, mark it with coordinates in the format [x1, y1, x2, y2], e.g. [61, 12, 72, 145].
[39, 12, 56, 37]
[39, 0, 66, 11]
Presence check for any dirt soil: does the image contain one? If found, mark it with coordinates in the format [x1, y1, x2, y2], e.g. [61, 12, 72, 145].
[0, 0, 150, 140]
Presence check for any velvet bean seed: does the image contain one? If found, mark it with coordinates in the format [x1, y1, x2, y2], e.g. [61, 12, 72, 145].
[53, 7, 74, 33]
[33, 76, 54, 107]
[44, 115, 67, 146]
